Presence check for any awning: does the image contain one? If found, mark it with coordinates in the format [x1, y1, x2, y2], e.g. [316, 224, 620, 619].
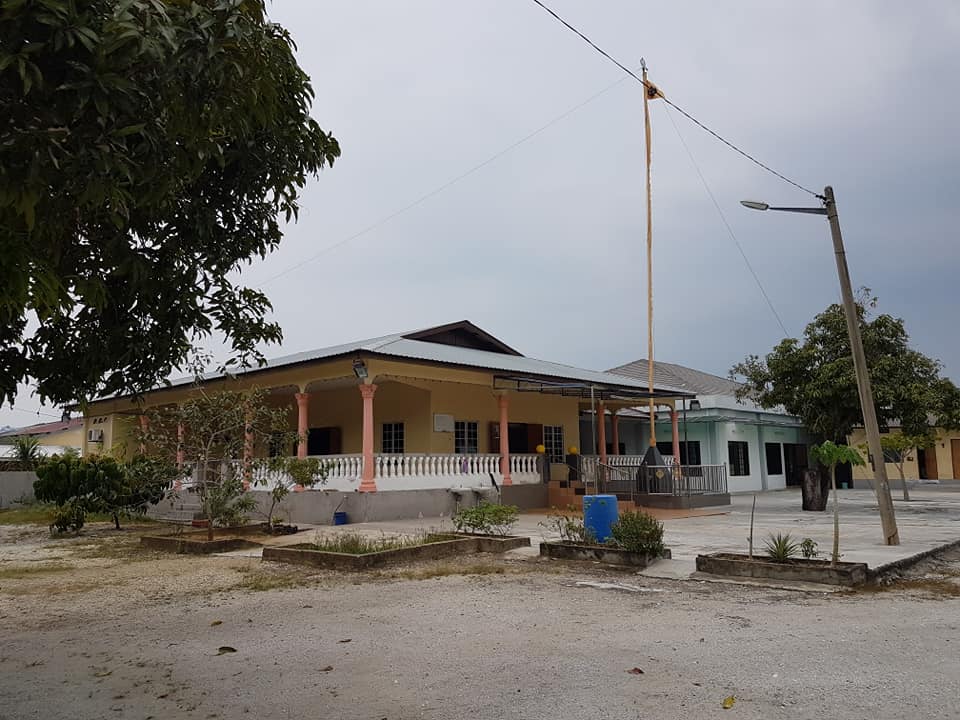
[493, 375, 695, 401]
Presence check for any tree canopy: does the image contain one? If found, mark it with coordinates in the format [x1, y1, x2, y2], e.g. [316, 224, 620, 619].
[1, 0, 339, 407]
[732, 292, 960, 442]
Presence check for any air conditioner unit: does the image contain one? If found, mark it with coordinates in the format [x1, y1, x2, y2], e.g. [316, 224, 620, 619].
[87, 428, 104, 443]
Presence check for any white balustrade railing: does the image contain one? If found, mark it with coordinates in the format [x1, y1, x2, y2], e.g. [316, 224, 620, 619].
[199, 452, 542, 492]
[606, 454, 675, 467]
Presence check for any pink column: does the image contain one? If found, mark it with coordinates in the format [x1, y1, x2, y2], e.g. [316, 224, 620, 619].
[175, 423, 185, 489]
[597, 401, 607, 466]
[611, 412, 620, 456]
[242, 409, 253, 491]
[498, 393, 512, 486]
[671, 409, 681, 466]
[295, 392, 310, 459]
[359, 384, 378, 493]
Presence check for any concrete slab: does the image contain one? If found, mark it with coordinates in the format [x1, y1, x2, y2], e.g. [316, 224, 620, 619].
[281, 487, 960, 581]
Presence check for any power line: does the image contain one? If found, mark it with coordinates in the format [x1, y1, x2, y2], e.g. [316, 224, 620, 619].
[528, 0, 822, 199]
[661, 103, 790, 338]
[255, 74, 631, 288]
[3, 406, 62, 420]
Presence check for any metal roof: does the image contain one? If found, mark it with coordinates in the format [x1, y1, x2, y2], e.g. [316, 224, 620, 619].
[607, 358, 744, 397]
[102, 322, 692, 402]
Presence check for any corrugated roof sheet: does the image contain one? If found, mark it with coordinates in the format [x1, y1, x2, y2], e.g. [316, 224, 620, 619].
[607, 358, 744, 397]
[0, 417, 82, 438]
[127, 323, 691, 399]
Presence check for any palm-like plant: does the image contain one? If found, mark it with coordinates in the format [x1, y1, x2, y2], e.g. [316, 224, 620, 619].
[11, 435, 42, 467]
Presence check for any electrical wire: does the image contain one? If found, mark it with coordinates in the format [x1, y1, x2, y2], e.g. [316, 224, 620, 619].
[528, 0, 822, 199]
[4, 406, 62, 420]
[661, 102, 790, 337]
[254, 74, 631, 288]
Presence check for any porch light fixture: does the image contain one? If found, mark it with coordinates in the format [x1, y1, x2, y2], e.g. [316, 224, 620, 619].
[352, 358, 368, 380]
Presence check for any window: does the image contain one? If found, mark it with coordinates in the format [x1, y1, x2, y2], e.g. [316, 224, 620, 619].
[382, 422, 404, 454]
[454, 421, 478, 454]
[543, 425, 564, 464]
[656, 441, 701, 465]
[728, 441, 750, 476]
[765, 442, 783, 475]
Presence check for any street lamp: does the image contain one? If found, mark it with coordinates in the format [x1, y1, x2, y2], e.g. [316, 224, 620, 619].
[741, 186, 900, 546]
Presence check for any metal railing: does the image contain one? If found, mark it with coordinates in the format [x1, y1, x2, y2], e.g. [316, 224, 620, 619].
[578, 457, 727, 500]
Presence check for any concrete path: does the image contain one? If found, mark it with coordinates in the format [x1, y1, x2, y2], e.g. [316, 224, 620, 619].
[220, 488, 960, 579]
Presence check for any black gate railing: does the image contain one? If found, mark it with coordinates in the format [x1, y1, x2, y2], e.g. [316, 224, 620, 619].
[581, 458, 728, 500]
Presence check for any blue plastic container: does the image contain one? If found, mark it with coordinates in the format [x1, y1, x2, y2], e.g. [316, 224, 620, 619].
[583, 494, 619, 543]
[333, 511, 348, 526]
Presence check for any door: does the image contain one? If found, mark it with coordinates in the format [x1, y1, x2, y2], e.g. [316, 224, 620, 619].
[307, 427, 342, 456]
[918, 448, 938, 480]
[508, 423, 529, 453]
[952, 439, 960, 480]
[783, 444, 808, 487]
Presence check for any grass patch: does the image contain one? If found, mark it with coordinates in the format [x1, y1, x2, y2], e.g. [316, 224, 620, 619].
[0, 505, 55, 526]
[0, 504, 154, 528]
[388, 561, 528, 581]
[0, 562, 76, 580]
[304, 531, 458, 555]
[234, 568, 318, 592]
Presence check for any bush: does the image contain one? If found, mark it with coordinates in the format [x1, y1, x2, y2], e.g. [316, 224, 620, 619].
[609, 510, 665, 556]
[540, 506, 595, 544]
[800, 537, 819, 559]
[452, 502, 519, 536]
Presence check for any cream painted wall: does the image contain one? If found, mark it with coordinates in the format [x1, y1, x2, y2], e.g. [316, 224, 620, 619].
[82, 355, 626, 461]
[36, 426, 84, 450]
[82, 413, 136, 457]
[847, 427, 960, 481]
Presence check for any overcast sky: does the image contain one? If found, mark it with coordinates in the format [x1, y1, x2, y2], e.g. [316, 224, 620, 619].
[5, 1, 959, 428]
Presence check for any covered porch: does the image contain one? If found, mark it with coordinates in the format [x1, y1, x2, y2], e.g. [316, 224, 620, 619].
[237, 366, 691, 495]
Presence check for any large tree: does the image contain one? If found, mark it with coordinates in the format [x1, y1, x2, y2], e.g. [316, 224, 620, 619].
[0, 0, 339, 407]
[732, 292, 960, 443]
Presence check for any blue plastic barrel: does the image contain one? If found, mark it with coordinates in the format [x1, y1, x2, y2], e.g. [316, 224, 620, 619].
[333, 511, 348, 526]
[583, 494, 619, 543]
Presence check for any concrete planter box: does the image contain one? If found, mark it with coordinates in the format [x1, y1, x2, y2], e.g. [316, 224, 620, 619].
[263, 536, 479, 571]
[695, 552, 869, 587]
[540, 541, 671, 568]
[453, 533, 531, 552]
[140, 524, 269, 554]
[140, 534, 262, 555]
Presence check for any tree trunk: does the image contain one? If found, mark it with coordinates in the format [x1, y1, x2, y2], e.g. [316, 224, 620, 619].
[831, 465, 840, 566]
[802, 468, 829, 511]
[113, 512, 121, 531]
[898, 464, 910, 502]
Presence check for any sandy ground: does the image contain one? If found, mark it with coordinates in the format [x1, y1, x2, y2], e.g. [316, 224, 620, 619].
[1, 521, 960, 720]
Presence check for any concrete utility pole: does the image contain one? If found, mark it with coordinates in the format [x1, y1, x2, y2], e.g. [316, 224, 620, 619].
[741, 187, 900, 546]
[824, 186, 900, 545]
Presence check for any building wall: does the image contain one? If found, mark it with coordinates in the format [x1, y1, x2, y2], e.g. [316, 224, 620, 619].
[83, 413, 137, 457]
[847, 427, 960, 481]
[83, 357, 585, 459]
[579, 411, 805, 494]
[35, 426, 84, 450]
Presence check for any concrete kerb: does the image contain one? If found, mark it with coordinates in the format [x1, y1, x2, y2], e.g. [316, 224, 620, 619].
[869, 537, 960, 581]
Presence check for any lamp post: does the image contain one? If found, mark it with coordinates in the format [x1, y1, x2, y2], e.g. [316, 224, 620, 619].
[740, 186, 900, 545]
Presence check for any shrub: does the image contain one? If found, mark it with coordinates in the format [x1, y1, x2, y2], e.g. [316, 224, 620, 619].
[540, 506, 595, 544]
[452, 502, 519, 536]
[764, 532, 800, 562]
[800, 537, 819, 559]
[609, 510, 665, 556]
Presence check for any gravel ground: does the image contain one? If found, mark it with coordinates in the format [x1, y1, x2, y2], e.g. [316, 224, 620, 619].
[1, 524, 959, 720]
